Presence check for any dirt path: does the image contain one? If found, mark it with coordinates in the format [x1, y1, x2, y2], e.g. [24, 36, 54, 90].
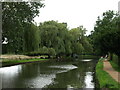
[103, 60, 120, 83]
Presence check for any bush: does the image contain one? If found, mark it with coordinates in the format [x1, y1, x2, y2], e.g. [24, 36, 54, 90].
[112, 54, 118, 64]
[48, 48, 56, 56]
[24, 51, 41, 56]
[24, 47, 56, 57]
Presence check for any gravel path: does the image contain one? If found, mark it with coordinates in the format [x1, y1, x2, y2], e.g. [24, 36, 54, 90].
[103, 60, 120, 83]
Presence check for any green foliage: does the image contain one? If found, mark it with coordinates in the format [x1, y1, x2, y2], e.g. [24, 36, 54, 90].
[39, 46, 48, 54]
[39, 21, 93, 57]
[2, 2, 44, 54]
[110, 60, 120, 72]
[90, 10, 120, 56]
[39, 21, 71, 56]
[24, 23, 40, 52]
[69, 26, 92, 54]
[2, 1, 93, 58]
[48, 48, 56, 56]
[81, 37, 93, 53]
[112, 54, 119, 64]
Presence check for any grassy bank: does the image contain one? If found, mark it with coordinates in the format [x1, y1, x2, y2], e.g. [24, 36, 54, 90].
[110, 60, 120, 72]
[1, 58, 49, 67]
[96, 60, 120, 88]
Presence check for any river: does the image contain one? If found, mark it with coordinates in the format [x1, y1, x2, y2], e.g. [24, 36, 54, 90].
[0, 58, 98, 89]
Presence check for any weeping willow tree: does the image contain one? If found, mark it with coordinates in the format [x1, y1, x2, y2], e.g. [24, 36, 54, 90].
[24, 23, 40, 52]
[39, 21, 68, 56]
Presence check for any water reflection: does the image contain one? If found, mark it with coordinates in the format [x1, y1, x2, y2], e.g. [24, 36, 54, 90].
[49, 65, 78, 73]
[85, 72, 94, 88]
[25, 74, 56, 88]
[0, 65, 21, 74]
[0, 65, 22, 88]
[0, 59, 97, 88]
[81, 59, 92, 62]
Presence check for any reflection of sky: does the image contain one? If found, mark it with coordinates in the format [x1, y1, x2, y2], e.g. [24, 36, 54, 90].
[25, 74, 56, 88]
[81, 59, 92, 62]
[85, 72, 94, 88]
[25, 65, 77, 88]
[0, 64, 78, 88]
[0, 62, 95, 88]
[0, 65, 22, 88]
[0, 65, 22, 77]
[49, 65, 77, 70]
[49, 65, 78, 73]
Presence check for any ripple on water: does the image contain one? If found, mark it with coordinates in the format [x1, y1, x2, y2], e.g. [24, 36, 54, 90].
[49, 65, 78, 70]
[81, 59, 92, 62]
[48, 65, 78, 74]
[25, 74, 56, 88]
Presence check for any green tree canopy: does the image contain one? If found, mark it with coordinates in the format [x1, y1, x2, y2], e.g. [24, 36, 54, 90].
[2, 2, 44, 54]
[90, 10, 120, 65]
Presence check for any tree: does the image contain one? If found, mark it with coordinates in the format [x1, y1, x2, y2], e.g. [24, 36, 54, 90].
[69, 26, 92, 55]
[24, 23, 40, 52]
[91, 10, 120, 65]
[48, 48, 56, 57]
[2, 2, 44, 54]
[39, 21, 69, 56]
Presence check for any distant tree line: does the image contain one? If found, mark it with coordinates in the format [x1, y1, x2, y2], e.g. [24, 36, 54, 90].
[2, 2, 93, 58]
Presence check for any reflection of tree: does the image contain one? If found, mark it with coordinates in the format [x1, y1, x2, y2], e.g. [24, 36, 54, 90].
[47, 61, 96, 88]
[46, 69, 83, 88]
[2, 61, 55, 88]
[18, 61, 56, 78]
[2, 59, 96, 88]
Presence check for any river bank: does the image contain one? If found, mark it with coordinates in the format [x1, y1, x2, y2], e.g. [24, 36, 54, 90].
[0, 58, 49, 67]
[95, 59, 120, 88]
[0, 54, 98, 67]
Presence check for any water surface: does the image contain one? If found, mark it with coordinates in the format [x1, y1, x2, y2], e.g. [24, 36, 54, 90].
[0, 59, 97, 88]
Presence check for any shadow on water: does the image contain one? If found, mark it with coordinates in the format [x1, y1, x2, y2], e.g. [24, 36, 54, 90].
[0, 58, 100, 89]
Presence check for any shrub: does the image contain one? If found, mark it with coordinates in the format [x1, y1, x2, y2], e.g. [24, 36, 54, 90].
[48, 48, 56, 56]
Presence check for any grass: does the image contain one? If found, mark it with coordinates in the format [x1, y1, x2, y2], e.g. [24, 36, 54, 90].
[96, 60, 120, 88]
[1, 58, 48, 67]
[80, 55, 99, 59]
[110, 60, 120, 72]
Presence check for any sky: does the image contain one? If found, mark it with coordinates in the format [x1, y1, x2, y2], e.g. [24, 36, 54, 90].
[34, 0, 120, 35]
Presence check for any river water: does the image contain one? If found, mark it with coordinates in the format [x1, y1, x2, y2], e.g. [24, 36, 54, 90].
[0, 59, 98, 89]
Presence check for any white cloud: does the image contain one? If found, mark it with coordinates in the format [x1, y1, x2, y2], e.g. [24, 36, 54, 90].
[34, 0, 120, 35]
